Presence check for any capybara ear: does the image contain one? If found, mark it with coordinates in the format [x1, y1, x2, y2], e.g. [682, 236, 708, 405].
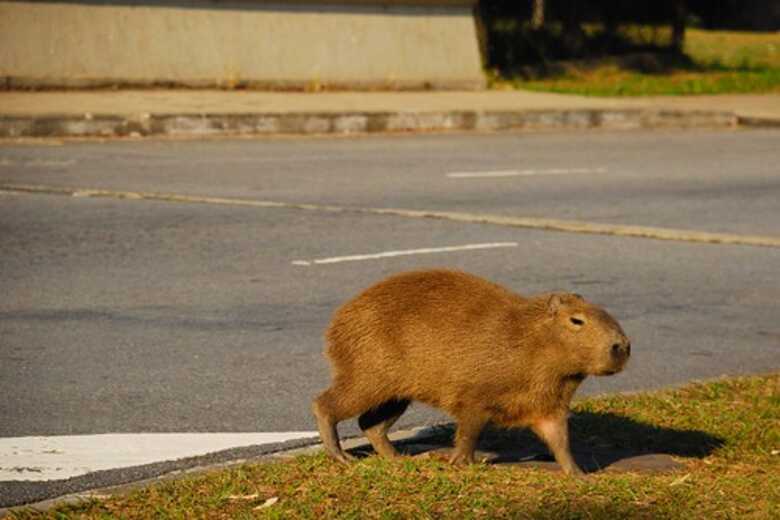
[547, 294, 563, 315]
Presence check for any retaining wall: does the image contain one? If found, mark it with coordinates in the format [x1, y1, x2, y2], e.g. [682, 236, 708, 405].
[0, 0, 484, 89]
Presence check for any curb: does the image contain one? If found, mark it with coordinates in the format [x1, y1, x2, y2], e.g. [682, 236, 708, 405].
[0, 108, 743, 139]
[0, 425, 445, 516]
[736, 114, 780, 128]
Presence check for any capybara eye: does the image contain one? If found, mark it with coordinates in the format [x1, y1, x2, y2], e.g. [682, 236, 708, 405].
[570, 317, 584, 326]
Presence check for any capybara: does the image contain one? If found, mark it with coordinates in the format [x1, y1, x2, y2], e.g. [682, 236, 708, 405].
[312, 269, 631, 475]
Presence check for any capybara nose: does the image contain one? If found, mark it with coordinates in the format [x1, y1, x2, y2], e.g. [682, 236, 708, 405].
[612, 341, 630, 358]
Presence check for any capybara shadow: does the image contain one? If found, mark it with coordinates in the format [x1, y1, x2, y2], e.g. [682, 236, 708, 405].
[348, 411, 724, 474]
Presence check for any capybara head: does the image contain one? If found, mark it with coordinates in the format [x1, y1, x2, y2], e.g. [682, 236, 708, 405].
[538, 292, 631, 377]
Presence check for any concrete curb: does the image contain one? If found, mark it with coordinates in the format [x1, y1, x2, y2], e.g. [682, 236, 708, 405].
[0, 108, 745, 139]
[736, 114, 780, 128]
[0, 425, 444, 517]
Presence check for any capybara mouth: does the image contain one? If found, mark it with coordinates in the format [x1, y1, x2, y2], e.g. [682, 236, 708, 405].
[598, 362, 626, 376]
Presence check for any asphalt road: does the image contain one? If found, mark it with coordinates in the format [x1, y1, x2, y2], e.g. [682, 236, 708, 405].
[1, 128, 779, 506]
[2, 129, 779, 236]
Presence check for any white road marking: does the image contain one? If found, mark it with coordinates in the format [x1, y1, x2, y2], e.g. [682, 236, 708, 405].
[447, 167, 607, 178]
[0, 432, 318, 481]
[292, 242, 519, 266]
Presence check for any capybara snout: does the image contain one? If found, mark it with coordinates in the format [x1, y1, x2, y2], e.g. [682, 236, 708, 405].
[313, 269, 631, 475]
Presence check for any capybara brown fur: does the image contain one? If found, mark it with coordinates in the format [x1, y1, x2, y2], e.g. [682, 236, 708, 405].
[312, 269, 631, 475]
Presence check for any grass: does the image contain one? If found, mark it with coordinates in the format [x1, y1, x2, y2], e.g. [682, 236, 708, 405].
[512, 66, 780, 96]
[9, 373, 780, 519]
[684, 29, 780, 70]
[491, 28, 780, 96]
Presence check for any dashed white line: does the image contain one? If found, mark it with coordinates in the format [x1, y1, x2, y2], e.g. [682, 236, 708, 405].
[447, 167, 607, 178]
[292, 242, 519, 266]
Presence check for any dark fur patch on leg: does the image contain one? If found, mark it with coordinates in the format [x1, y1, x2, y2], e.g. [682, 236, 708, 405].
[358, 399, 410, 431]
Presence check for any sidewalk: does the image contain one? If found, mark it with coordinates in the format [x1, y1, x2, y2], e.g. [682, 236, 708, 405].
[1, 90, 778, 139]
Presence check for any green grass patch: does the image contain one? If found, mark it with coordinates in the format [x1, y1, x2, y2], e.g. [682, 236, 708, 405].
[507, 66, 780, 96]
[492, 28, 780, 96]
[684, 29, 780, 70]
[11, 373, 780, 519]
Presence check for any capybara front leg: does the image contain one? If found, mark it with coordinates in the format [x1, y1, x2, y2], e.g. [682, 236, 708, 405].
[450, 414, 488, 464]
[531, 415, 583, 476]
[312, 391, 355, 464]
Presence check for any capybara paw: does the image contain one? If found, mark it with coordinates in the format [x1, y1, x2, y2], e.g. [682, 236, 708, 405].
[414, 451, 449, 462]
[448, 452, 475, 465]
[340, 452, 357, 463]
[328, 451, 356, 464]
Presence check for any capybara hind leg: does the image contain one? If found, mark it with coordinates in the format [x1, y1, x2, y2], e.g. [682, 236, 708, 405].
[450, 413, 489, 465]
[531, 416, 583, 476]
[358, 399, 410, 458]
[312, 390, 356, 463]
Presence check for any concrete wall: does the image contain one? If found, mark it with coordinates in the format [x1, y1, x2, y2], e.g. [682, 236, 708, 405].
[0, 0, 485, 89]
